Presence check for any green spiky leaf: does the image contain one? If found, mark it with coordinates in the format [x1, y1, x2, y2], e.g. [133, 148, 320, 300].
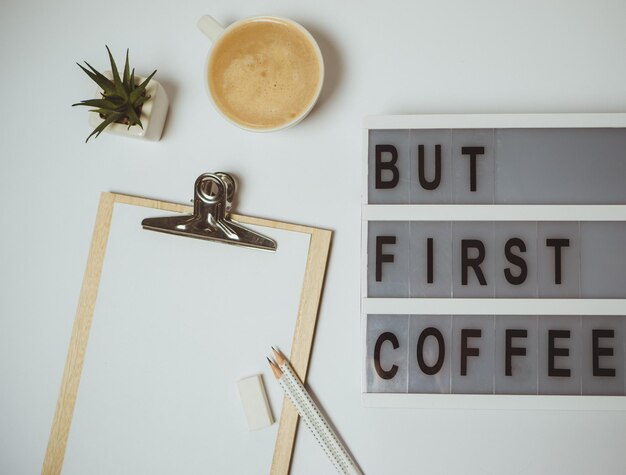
[72, 98, 124, 110]
[129, 70, 156, 103]
[87, 108, 122, 117]
[105, 45, 127, 99]
[122, 49, 130, 90]
[77, 62, 116, 95]
[137, 70, 157, 90]
[130, 68, 136, 94]
[85, 112, 124, 143]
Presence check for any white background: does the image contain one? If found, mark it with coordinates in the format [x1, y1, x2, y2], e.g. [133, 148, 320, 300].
[2, 1, 626, 474]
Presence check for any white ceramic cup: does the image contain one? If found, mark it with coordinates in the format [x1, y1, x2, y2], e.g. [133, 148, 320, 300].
[197, 15, 324, 132]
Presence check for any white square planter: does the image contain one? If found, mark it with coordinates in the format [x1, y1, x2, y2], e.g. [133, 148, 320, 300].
[88, 72, 169, 141]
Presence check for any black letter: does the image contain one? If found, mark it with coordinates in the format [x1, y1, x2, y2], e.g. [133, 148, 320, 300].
[461, 146, 485, 192]
[592, 329, 616, 377]
[505, 329, 527, 376]
[427, 238, 434, 284]
[375, 144, 399, 189]
[546, 238, 570, 285]
[461, 329, 481, 376]
[375, 236, 396, 282]
[416, 327, 445, 375]
[418, 144, 441, 190]
[374, 332, 399, 380]
[548, 330, 571, 377]
[504, 238, 528, 285]
[461, 239, 487, 286]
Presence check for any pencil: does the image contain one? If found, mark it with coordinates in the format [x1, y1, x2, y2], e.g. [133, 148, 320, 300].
[268, 349, 362, 475]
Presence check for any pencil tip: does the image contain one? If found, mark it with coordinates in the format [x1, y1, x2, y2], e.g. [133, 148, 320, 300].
[272, 347, 286, 365]
[267, 356, 283, 379]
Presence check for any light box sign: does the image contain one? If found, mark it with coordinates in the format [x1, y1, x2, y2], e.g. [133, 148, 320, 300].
[361, 115, 626, 404]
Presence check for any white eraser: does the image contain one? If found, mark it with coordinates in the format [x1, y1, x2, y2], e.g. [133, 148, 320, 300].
[238, 374, 274, 431]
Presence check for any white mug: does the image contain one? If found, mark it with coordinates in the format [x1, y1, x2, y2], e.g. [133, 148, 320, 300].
[197, 15, 324, 132]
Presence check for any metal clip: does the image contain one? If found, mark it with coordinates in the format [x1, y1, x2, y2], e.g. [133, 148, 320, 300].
[141, 173, 277, 251]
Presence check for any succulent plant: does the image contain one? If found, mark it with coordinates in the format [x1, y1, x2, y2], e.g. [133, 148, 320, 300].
[73, 46, 157, 142]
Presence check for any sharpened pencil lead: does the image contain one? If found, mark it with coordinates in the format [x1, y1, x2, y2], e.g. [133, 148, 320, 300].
[267, 357, 283, 379]
[272, 347, 286, 366]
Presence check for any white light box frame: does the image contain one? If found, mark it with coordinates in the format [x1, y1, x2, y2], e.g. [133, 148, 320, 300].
[361, 113, 626, 410]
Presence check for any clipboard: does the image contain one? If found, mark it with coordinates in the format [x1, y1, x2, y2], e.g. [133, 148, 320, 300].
[42, 188, 332, 474]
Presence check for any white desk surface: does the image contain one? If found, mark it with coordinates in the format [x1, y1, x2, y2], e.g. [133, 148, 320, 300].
[2, 1, 626, 474]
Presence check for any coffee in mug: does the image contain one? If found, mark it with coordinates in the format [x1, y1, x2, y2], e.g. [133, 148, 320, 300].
[198, 16, 324, 131]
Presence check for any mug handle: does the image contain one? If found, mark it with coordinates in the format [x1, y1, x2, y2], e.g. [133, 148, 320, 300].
[197, 15, 225, 42]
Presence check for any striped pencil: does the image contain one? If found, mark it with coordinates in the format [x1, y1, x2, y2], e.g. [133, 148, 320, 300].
[267, 348, 362, 475]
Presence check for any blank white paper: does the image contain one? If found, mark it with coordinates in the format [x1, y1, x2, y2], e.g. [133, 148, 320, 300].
[63, 203, 310, 475]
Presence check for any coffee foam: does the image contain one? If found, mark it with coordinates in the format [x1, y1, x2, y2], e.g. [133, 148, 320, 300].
[208, 18, 321, 129]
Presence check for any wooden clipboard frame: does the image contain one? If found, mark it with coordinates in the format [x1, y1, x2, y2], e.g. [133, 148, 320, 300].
[42, 192, 332, 475]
